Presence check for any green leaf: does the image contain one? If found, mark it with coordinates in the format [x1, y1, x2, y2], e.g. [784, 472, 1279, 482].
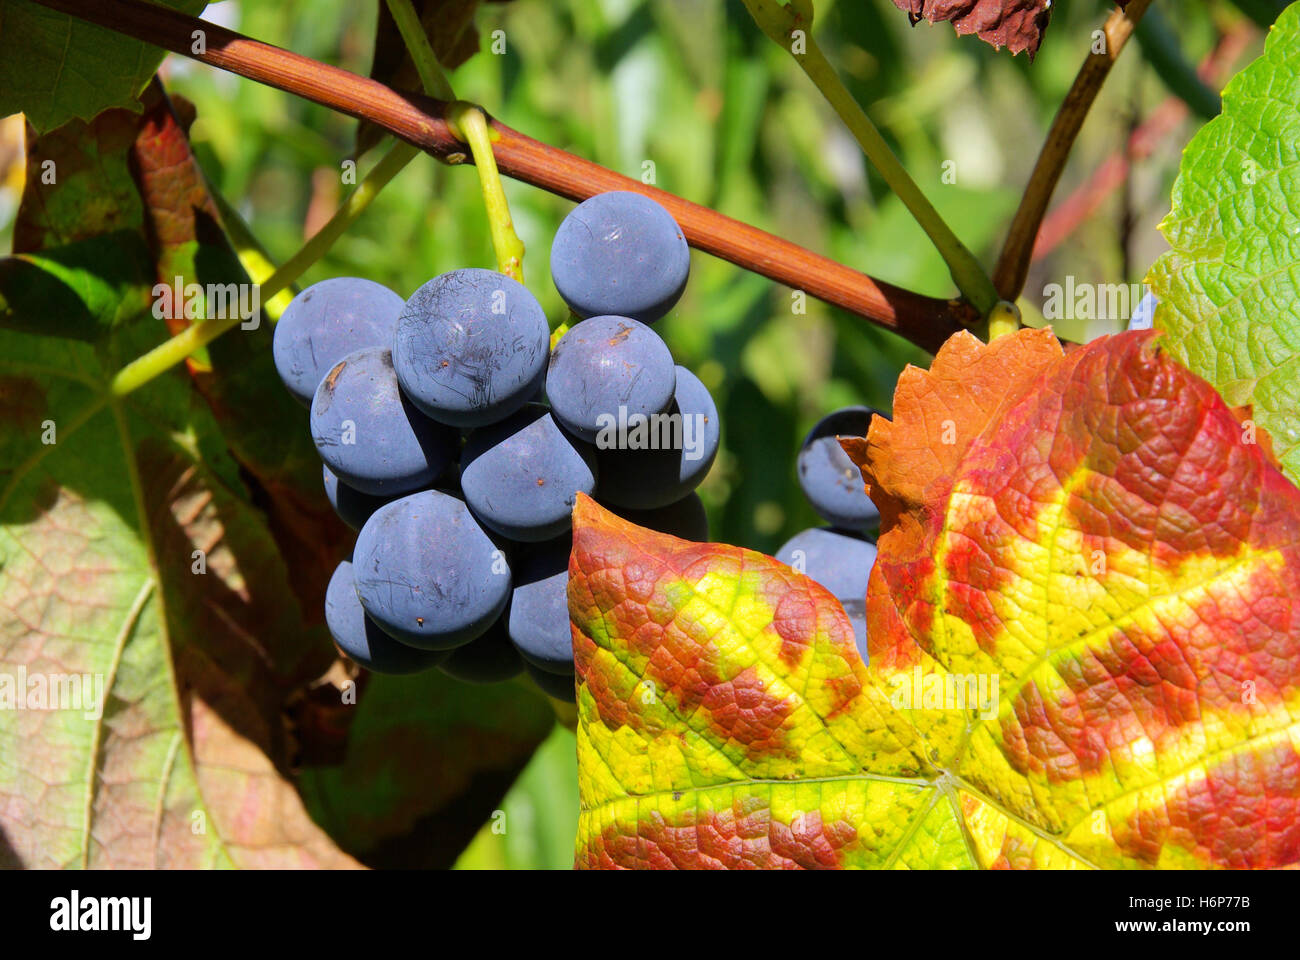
[299, 673, 556, 868]
[0, 234, 155, 340]
[4, 84, 352, 616]
[0, 322, 357, 868]
[0, 0, 210, 133]
[1147, 3, 1300, 480]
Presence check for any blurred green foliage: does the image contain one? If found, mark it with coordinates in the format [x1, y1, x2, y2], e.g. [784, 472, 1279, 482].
[0, 0, 1261, 869]
[453, 726, 581, 869]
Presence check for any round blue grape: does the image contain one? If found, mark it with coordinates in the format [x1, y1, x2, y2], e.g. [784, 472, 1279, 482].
[797, 407, 882, 531]
[775, 526, 877, 664]
[438, 615, 524, 684]
[550, 191, 689, 324]
[594, 365, 718, 509]
[507, 536, 575, 675]
[393, 268, 549, 428]
[311, 347, 459, 497]
[461, 404, 597, 542]
[609, 492, 709, 542]
[273, 277, 404, 407]
[546, 315, 676, 443]
[353, 490, 511, 649]
[325, 560, 449, 674]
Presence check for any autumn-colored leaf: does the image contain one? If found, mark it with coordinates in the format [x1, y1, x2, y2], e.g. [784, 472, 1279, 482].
[573, 330, 1300, 868]
[0, 324, 356, 868]
[570, 494, 930, 869]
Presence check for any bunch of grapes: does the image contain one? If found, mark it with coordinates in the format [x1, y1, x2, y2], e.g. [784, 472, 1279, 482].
[273, 192, 716, 701]
[775, 407, 882, 664]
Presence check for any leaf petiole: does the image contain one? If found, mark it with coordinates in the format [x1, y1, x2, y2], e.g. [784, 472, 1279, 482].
[741, 0, 998, 316]
[110, 140, 418, 397]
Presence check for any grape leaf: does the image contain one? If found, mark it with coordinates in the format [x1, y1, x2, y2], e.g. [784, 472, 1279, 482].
[1147, 3, 1300, 485]
[124, 83, 353, 612]
[298, 673, 555, 868]
[0, 323, 357, 868]
[1, 106, 157, 342]
[0, 0, 209, 133]
[570, 494, 930, 869]
[0, 86, 359, 866]
[3, 83, 351, 620]
[572, 329, 1300, 869]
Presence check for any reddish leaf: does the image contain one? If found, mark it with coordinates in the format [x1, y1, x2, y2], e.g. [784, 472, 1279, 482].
[849, 329, 1300, 868]
[0, 336, 356, 868]
[573, 330, 1300, 869]
[569, 495, 926, 869]
[890, 0, 1053, 57]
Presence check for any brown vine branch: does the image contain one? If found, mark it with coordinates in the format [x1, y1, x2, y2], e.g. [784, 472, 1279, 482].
[992, 0, 1154, 302]
[1030, 22, 1251, 265]
[31, 0, 972, 354]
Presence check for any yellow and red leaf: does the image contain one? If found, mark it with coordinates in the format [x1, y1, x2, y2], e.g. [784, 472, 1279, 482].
[571, 329, 1300, 869]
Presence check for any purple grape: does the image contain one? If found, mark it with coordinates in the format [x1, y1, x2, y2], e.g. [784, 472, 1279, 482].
[594, 365, 718, 509]
[273, 277, 404, 407]
[507, 536, 575, 676]
[546, 315, 676, 443]
[310, 347, 459, 497]
[606, 492, 709, 542]
[353, 490, 511, 649]
[797, 407, 882, 531]
[524, 661, 576, 702]
[438, 615, 524, 684]
[550, 191, 690, 324]
[393, 268, 549, 428]
[461, 404, 597, 542]
[325, 560, 448, 674]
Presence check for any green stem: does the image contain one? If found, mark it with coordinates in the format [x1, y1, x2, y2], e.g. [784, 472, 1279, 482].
[741, 0, 997, 316]
[110, 140, 418, 397]
[111, 0, 450, 398]
[209, 186, 295, 323]
[449, 102, 526, 283]
[384, 0, 456, 101]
